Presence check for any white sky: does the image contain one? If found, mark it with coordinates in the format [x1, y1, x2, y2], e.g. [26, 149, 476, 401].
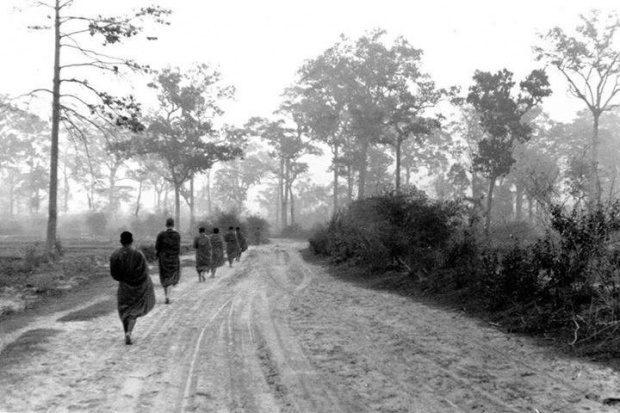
[1, 0, 619, 198]
[2, 0, 619, 124]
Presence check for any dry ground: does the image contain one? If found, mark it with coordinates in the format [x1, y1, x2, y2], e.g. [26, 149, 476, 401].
[1, 239, 620, 412]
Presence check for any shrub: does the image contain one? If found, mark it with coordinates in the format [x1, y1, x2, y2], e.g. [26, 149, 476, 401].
[213, 211, 241, 232]
[0, 220, 23, 235]
[309, 190, 463, 273]
[280, 224, 309, 239]
[245, 215, 270, 245]
[130, 213, 167, 239]
[85, 212, 108, 236]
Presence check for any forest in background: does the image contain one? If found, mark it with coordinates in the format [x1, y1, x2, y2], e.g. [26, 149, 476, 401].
[2, 5, 619, 249]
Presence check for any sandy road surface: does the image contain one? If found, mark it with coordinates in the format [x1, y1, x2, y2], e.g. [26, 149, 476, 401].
[1, 240, 620, 412]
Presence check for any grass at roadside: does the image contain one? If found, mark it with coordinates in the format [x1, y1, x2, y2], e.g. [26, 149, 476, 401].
[0, 238, 114, 319]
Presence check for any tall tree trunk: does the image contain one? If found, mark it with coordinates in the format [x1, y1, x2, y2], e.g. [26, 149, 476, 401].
[155, 186, 161, 212]
[206, 169, 212, 216]
[395, 136, 402, 193]
[332, 144, 339, 216]
[279, 157, 287, 229]
[515, 182, 523, 221]
[484, 176, 496, 236]
[46, 0, 61, 255]
[189, 177, 195, 231]
[591, 113, 601, 206]
[134, 180, 142, 218]
[174, 183, 181, 231]
[163, 187, 170, 217]
[346, 165, 354, 205]
[289, 184, 295, 226]
[357, 140, 369, 200]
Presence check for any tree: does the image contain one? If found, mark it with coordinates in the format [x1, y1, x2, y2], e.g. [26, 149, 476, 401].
[213, 143, 269, 213]
[23, 0, 170, 254]
[466, 68, 551, 234]
[246, 115, 318, 229]
[294, 49, 351, 215]
[295, 29, 446, 202]
[293, 179, 331, 228]
[111, 64, 243, 229]
[549, 109, 620, 206]
[0, 102, 50, 216]
[535, 9, 620, 205]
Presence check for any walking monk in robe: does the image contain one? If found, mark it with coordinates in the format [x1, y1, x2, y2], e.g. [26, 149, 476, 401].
[235, 226, 247, 262]
[224, 226, 240, 267]
[193, 226, 211, 282]
[110, 231, 156, 345]
[156, 218, 181, 304]
[210, 227, 225, 278]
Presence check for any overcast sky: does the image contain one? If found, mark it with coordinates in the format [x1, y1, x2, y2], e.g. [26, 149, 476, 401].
[2, 0, 619, 126]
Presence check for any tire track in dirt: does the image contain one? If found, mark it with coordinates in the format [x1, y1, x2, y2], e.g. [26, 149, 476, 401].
[251, 243, 347, 413]
[176, 243, 346, 413]
[289, 251, 620, 413]
[350, 294, 616, 412]
[10, 240, 613, 412]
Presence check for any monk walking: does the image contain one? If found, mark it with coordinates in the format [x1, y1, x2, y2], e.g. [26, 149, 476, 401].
[224, 226, 240, 267]
[193, 226, 212, 282]
[235, 226, 247, 262]
[210, 228, 225, 278]
[110, 231, 156, 345]
[156, 218, 181, 304]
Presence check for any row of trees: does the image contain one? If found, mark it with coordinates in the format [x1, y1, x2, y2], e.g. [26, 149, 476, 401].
[2, 3, 619, 252]
[278, 10, 620, 235]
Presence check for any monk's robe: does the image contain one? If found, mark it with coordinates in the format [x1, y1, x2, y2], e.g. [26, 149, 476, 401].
[223, 232, 240, 260]
[110, 246, 156, 323]
[237, 231, 248, 253]
[155, 228, 181, 287]
[193, 233, 212, 273]
[210, 234, 226, 269]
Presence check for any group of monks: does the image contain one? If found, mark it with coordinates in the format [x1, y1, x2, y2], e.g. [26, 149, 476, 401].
[193, 225, 247, 282]
[109, 217, 248, 345]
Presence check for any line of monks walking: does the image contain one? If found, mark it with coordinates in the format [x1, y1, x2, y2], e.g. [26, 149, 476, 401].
[109, 217, 248, 345]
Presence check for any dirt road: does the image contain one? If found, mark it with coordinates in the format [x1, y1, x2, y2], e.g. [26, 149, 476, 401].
[1, 240, 620, 412]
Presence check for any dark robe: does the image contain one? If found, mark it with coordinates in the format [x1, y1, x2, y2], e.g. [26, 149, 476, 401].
[236, 230, 248, 252]
[223, 231, 240, 260]
[156, 229, 181, 287]
[210, 234, 225, 269]
[110, 246, 156, 322]
[193, 233, 212, 272]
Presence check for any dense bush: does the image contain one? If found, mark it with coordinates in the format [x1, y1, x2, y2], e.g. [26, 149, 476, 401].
[212, 211, 241, 232]
[310, 192, 620, 353]
[245, 215, 270, 245]
[0, 220, 23, 235]
[130, 213, 169, 239]
[310, 189, 463, 273]
[85, 212, 108, 236]
[280, 224, 311, 239]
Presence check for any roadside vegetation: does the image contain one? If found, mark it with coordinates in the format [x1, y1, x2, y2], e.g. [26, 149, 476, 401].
[310, 190, 620, 358]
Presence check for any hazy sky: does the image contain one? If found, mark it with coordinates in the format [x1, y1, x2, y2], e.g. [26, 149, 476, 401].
[2, 0, 619, 126]
[1, 0, 619, 212]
